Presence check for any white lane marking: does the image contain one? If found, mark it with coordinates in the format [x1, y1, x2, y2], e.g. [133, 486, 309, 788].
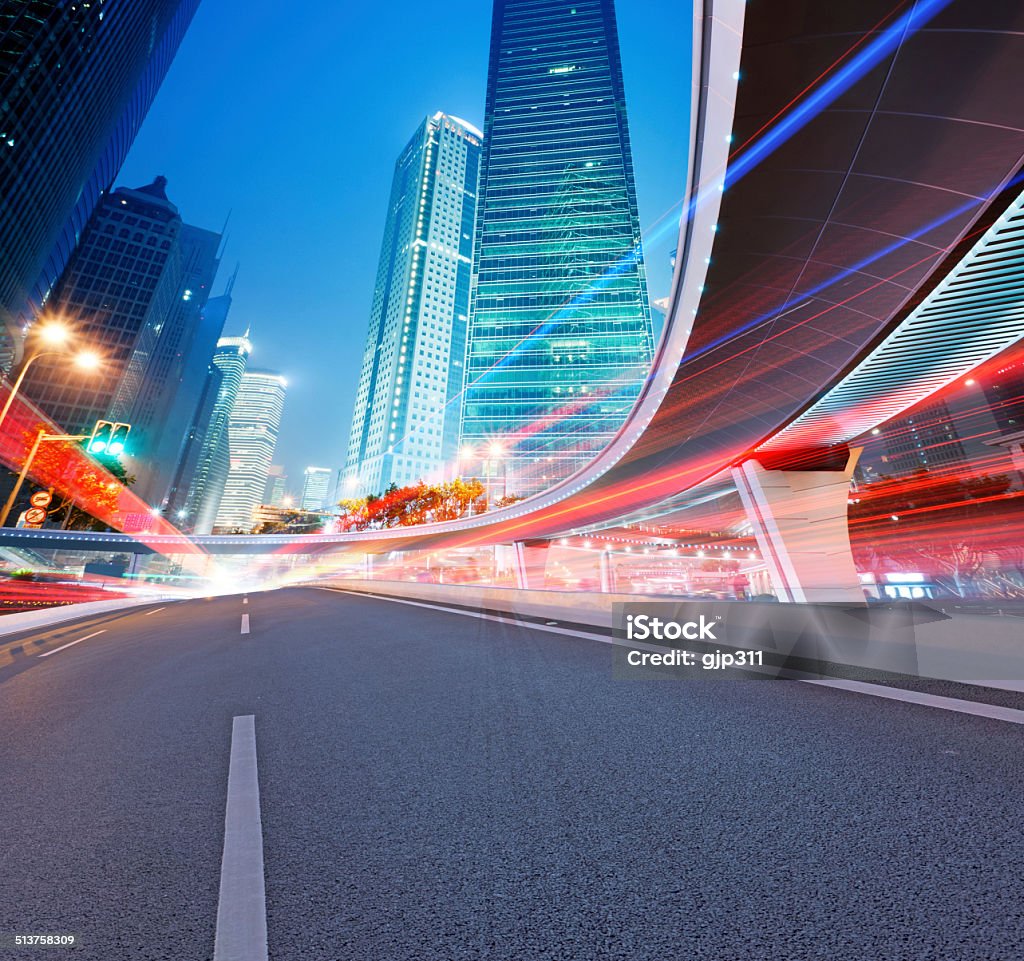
[806, 679, 1024, 726]
[38, 630, 106, 658]
[240, 614, 250, 635]
[243, 598, 248, 605]
[214, 715, 267, 961]
[143, 607, 166, 617]
[320, 588, 1024, 726]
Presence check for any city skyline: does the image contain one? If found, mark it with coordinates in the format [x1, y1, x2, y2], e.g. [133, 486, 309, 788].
[115, 0, 691, 492]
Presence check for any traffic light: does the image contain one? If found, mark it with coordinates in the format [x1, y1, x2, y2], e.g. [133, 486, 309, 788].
[87, 420, 113, 453]
[108, 422, 131, 455]
[87, 420, 130, 455]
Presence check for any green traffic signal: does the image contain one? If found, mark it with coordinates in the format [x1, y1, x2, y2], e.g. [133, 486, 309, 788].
[88, 420, 114, 453]
[87, 420, 130, 456]
[108, 422, 131, 455]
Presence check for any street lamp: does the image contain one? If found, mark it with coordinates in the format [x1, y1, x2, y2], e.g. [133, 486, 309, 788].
[0, 323, 101, 432]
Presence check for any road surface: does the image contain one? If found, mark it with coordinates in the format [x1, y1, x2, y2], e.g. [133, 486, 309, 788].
[1, 587, 1022, 960]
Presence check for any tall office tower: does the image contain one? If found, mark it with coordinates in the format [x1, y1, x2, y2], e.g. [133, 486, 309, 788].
[188, 334, 251, 534]
[116, 223, 222, 504]
[163, 290, 235, 520]
[263, 465, 288, 507]
[214, 369, 287, 532]
[20, 178, 206, 433]
[300, 466, 332, 511]
[342, 112, 482, 497]
[460, 0, 654, 497]
[881, 399, 968, 476]
[0, 1, 201, 370]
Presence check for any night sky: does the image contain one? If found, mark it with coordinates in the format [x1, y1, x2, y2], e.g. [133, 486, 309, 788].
[118, 0, 692, 496]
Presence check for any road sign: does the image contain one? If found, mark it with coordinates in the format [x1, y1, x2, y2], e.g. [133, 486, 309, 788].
[24, 507, 47, 525]
[29, 490, 52, 509]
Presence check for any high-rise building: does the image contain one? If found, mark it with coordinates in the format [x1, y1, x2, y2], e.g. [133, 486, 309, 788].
[187, 334, 251, 534]
[20, 178, 202, 429]
[342, 112, 482, 497]
[163, 290, 236, 521]
[0, 1, 201, 370]
[460, 0, 654, 496]
[263, 465, 288, 508]
[214, 369, 287, 532]
[117, 223, 222, 504]
[881, 399, 968, 475]
[300, 466, 332, 512]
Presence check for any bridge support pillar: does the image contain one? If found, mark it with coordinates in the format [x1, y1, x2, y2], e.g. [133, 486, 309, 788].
[513, 541, 549, 591]
[732, 449, 864, 604]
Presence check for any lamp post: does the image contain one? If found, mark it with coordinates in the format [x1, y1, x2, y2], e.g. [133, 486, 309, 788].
[0, 322, 100, 432]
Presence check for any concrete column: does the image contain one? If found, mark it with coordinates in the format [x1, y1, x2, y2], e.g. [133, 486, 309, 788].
[732, 449, 864, 604]
[513, 541, 549, 591]
[599, 551, 613, 594]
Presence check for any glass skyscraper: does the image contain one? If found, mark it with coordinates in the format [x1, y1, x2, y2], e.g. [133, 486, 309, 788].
[342, 112, 482, 497]
[188, 334, 251, 534]
[214, 369, 287, 533]
[0, 0, 201, 370]
[461, 0, 654, 497]
[22, 178, 189, 428]
[300, 466, 332, 512]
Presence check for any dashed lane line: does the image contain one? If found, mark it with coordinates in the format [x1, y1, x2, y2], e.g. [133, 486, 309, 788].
[37, 630, 106, 658]
[213, 715, 268, 961]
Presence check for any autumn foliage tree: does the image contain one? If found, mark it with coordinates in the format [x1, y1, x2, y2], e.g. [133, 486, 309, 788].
[339, 478, 487, 531]
[7, 424, 135, 530]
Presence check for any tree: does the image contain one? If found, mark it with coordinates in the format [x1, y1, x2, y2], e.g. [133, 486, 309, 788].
[56, 454, 136, 531]
[336, 478, 487, 531]
[3, 425, 134, 531]
[493, 493, 524, 510]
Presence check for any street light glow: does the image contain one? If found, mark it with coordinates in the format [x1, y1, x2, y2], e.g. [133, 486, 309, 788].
[36, 322, 70, 346]
[74, 351, 101, 370]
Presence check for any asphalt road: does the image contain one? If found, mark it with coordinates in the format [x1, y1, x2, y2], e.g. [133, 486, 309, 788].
[0, 587, 1022, 960]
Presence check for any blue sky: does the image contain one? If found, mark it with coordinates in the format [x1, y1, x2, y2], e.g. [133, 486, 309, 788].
[119, 0, 692, 493]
